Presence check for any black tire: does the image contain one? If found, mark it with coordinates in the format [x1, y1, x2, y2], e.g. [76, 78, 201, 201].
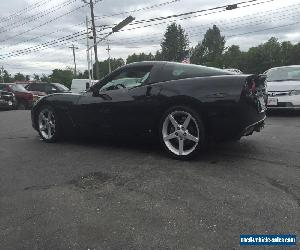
[17, 102, 26, 110]
[159, 106, 206, 160]
[36, 105, 61, 143]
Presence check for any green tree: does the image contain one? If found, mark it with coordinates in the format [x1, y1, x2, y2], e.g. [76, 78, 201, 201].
[14, 72, 25, 81]
[3, 70, 13, 82]
[49, 69, 74, 88]
[154, 50, 163, 61]
[287, 42, 300, 65]
[33, 74, 40, 81]
[40, 74, 50, 83]
[77, 70, 89, 79]
[161, 22, 189, 62]
[93, 58, 125, 79]
[191, 25, 225, 67]
[244, 37, 281, 74]
[126, 53, 155, 64]
[222, 45, 243, 69]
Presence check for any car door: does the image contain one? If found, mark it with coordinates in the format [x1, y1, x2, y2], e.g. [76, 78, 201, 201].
[73, 65, 161, 134]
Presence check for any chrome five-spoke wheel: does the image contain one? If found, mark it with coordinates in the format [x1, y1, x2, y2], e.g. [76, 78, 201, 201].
[162, 109, 201, 157]
[38, 108, 56, 140]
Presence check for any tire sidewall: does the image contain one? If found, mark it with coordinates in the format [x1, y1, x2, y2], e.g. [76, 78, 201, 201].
[159, 105, 205, 160]
[37, 105, 60, 143]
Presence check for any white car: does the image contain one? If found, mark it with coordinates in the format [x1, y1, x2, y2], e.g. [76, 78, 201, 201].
[265, 65, 300, 110]
[71, 79, 98, 93]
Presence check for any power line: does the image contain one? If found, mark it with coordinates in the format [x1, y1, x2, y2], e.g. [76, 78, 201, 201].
[94, 0, 181, 20]
[128, 0, 276, 26]
[107, 5, 300, 46]
[0, 0, 291, 60]
[0, 0, 179, 50]
[0, 0, 78, 33]
[0, 0, 52, 23]
[0, 2, 89, 44]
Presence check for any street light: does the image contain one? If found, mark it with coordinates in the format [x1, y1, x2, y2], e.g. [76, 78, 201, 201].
[89, 15, 135, 50]
[226, 4, 238, 10]
[112, 16, 135, 32]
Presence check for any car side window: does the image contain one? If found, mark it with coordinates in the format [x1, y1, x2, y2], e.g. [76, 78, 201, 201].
[99, 66, 152, 92]
[162, 64, 230, 82]
[45, 84, 57, 93]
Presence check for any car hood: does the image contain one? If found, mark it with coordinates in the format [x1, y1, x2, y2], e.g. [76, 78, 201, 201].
[267, 80, 300, 92]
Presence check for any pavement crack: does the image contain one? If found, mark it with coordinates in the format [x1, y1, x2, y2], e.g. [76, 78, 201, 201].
[24, 184, 54, 191]
[266, 177, 300, 207]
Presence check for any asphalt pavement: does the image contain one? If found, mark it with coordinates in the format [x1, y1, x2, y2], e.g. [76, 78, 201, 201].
[0, 110, 299, 249]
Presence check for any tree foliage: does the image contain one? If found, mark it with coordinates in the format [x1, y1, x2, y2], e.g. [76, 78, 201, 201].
[14, 72, 26, 81]
[93, 58, 125, 79]
[126, 53, 155, 64]
[191, 25, 225, 67]
[49, 69, 74, 88]
[161, 22, 189, 62]
[3, 23, 300, 85]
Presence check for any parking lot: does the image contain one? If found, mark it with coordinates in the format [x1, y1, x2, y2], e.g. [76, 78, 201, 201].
[0, 110, 299, 249]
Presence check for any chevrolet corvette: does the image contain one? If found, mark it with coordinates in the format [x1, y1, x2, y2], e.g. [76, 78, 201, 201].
[31, 61, 267, 159]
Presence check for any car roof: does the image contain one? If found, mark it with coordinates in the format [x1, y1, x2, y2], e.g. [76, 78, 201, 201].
[268, 65, 300, 70]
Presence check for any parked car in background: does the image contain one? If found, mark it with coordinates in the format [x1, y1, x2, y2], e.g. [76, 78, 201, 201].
[224, 68, 243, 74]
[0, 83, 36, 110]
[26, 82, 70, 96]
[71, 79, 97, 93]
[32, 61, 267, 160]
[0, 90, 16, 110]
[265, 65, 300, 110]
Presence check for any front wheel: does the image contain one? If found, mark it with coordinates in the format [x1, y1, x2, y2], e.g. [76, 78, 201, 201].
[37, 105, 61, 142]
[159, 106, 205, 160]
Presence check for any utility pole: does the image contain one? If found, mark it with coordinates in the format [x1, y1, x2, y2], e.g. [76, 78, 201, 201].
[106, 42, 111, 73]
[69, 44, 78, 76]
[89, 0, 99, 80]
[0, 66, 4, 83]
[90, 48, 94, 80]
[82, 0, 99, 79]
[86, 16, 92, 85]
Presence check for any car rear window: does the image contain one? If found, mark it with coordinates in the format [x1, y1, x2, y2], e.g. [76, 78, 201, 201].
[10, 84, 28, 92]
[267, 67, 300, 82]
[161, 63, 232, 82]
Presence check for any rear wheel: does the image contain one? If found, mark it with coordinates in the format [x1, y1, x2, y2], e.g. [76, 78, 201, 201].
[37, 105, 61, 142]
[159, 106, 205, 160]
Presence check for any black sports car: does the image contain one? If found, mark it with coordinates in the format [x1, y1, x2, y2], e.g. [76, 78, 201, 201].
[31, 61, 267, 159]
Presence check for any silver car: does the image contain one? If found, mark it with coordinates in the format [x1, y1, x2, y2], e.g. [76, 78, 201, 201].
[265, 65, 300, 110]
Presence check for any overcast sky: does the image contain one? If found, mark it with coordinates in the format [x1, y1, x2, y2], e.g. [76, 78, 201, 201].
[0, 0, 299, 76]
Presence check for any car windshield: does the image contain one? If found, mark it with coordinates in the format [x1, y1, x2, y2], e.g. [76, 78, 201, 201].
[10, 84, 28, 92]
[267, 67, 300, 82]
[52, 83, 69, 91]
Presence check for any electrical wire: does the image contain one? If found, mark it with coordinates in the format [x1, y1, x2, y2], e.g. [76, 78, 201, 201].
[0, 0, 53, 23]
[0, 0, 79, 34]
[0, 0, 293, 60]
[0, 3, 89, 44]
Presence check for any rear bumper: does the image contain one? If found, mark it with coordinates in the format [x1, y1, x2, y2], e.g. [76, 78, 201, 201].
[242, 116, 266, 136]
[267, 105, 300, 110]
[267, 95, 300, 110]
